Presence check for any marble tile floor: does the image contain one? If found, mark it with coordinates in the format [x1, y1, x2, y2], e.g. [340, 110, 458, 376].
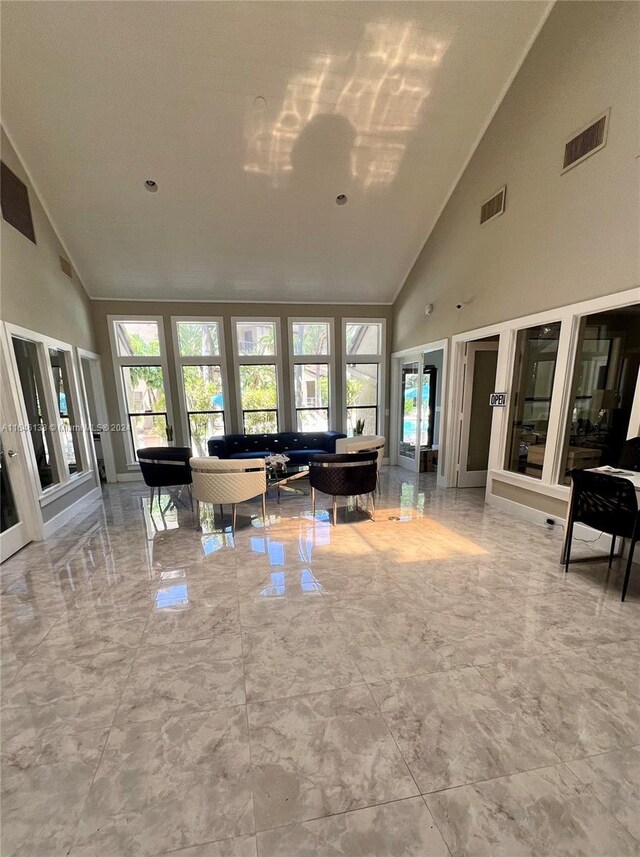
[1, 468, 639, 857]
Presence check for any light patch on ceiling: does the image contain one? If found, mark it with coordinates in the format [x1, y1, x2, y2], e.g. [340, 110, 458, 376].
[244, 21, 448, 190]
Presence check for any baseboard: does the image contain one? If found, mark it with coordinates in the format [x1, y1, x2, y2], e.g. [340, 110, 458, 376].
[42, 486, 103, 539]
[116, 472, 144, 482]
[486, 492, 613, 551]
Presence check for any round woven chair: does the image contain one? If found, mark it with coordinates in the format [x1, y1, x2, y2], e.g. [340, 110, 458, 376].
[189, 457, 267, 532]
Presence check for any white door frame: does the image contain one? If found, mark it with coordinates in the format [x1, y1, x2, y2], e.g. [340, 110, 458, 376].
[77, 348, 117, 484]
[390, 339, 448, 483]
[457, 340, 499, 488]
[0, 344, 44, 560]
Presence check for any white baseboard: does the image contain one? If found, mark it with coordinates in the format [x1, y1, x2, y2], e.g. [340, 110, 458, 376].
[42, 486, 103, 539]
[486, 492, 613, 551]
[116, 472, 144, 482]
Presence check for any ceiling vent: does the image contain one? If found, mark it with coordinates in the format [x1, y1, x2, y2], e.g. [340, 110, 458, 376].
[480, 186, 506, 225]
[59, 256, 73, 278]
[562, 111, 609, 173]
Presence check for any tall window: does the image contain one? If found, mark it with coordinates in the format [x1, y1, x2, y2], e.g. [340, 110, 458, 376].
[173, 319, 227, 457]
[10, 328, 89, 493]
[232, 319, 281, 433]
[289, 320, 333, 431]
[109, 317, 172, 460]
[343, 320, 384, 435]
[558, 305, 640, 484]
[504, 322, 561, 479]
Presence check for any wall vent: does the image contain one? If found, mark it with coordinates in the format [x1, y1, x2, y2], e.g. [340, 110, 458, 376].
[480, 186, 506, 225]
[562, 111, 609, 173]
[1, 161, 36, 244]
[59, 256, 73, 278]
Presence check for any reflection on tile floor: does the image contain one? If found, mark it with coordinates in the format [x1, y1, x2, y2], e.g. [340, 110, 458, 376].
[1, 468, 638, 856]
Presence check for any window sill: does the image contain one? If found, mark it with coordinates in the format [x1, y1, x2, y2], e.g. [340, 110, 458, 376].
[39, 471, 94, 507]
[488, 469, 571, 500]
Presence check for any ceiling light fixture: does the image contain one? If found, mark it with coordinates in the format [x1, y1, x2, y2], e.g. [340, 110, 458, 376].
[144, 179, 158, 192]
[336, 194, 347, 205]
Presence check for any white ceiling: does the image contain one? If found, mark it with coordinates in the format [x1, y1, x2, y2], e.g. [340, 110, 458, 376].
[1, 1, 551, 304]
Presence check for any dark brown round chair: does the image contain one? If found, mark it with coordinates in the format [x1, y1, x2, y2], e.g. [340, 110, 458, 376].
[308, 451, 378, 526]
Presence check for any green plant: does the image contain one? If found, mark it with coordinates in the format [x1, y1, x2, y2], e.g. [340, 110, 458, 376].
[354, 418, 366, 435]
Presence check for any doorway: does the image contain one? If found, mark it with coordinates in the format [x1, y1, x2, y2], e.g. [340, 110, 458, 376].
[457, 337, 499, 488]
[395, 344, 445, 473]
[78, 350, 116, 484]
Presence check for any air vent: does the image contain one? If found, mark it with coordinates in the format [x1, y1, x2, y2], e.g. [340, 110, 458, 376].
[562, 111, 609, 172]
[480, 186, 506, 225]
[59, 256, 73, 278]
[1, 161, 36, 244]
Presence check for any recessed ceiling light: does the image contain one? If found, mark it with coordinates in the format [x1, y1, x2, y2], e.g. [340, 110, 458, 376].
[144, 179, 158, 192]
[336, 194, 347, 205]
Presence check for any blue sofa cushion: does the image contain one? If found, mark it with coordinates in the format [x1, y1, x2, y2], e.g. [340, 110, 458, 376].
[207, 431, 346, 458]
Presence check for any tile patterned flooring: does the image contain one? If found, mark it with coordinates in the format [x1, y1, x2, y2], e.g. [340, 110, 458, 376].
[1, 468, 638, 857]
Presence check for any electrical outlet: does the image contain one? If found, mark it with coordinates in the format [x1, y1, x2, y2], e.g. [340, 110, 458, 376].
[545, 518, 555, 527]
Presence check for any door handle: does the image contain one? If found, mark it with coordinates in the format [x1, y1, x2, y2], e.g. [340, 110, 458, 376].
[7, 449, 18, 458]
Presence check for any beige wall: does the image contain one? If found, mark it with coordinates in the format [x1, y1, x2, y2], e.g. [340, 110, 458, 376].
[0, 129, 96, 350]
[91, 300, 393, 474]
[491, 480, 568, 519]
[392, 1, 640, 352]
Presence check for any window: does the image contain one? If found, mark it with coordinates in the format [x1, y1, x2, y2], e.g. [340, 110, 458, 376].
[49, 348, 83, 474]
[504, 322, 561, 479]
[558, 305, 640, 484]
[233, 318, 282, 433]
[12, 337, 60, 490]
[9, 328, 90, 494]
[289, 320, 333, 431]
[173, 319, 228, 457]
[343, 319, 384, 435]
[109, 317, 173, 461]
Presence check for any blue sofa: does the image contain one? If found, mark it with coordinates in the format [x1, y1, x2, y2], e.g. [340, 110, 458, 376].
[207, 431, 346, 465]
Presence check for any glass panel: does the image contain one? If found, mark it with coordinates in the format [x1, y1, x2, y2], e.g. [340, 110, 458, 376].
[176, 322, 220, 357]
[505, 322, 561, 479]
[345, 322, 381, 355]
[293, 363, 329, 408]
[182, 365, 224, 412]
[296, 409, 329, 432]
[346, 363, 378, 407]
[420, 366, 437, 450]
[129, 414, 168, 452]
[49, 349, 83, 475]
[236, 321, 276, 356]
[12, 337, 59, 490]
[239, 364, 277, 412]
[122, 365, 167, 413]
[1, 437, 20, 533]
[243, 410, 278, 434]
[114, 321, 160, 357]
[400, 362, 419, 457]
[559, 305, 640, 484]
[347, 406, 377, 436]
[188, 412, 225, 457]
[292, 322, 329, 356]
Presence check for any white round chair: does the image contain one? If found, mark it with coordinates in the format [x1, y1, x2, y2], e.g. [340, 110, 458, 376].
[189, 457, 267, 533]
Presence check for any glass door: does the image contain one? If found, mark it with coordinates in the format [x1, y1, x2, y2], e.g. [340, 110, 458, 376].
[398, 359, 421, 470]
[0, 424, 31, 562]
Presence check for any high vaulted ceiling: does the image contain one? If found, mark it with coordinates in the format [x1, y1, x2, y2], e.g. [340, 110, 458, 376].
[2, 1, 550, 304]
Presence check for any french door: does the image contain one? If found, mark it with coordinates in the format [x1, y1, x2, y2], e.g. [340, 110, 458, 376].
[0, 401, 33, 561]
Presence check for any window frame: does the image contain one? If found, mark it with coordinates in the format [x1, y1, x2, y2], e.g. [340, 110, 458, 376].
[171, 316, 230, 456]
[341, 318, 386, 436]
[108, 314, 175, 465]
[2, 322, 93, 503]
[231, 316, 284, 434]
[288, 317, 335, 432]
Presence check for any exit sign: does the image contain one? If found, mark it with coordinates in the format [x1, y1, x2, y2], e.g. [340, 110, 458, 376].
[489, 392, 507, 407]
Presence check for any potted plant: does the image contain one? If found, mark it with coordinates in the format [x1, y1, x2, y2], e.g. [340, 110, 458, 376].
[354, 418, 366, 436]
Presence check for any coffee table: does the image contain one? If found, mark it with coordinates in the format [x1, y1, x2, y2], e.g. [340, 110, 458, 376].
[267, 464, 310, 503]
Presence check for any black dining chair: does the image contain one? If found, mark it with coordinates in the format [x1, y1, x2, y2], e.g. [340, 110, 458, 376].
[566, 469, 639, 601]
[137, 446, 193, 511]
[309, 451, 378, 526]
[619, 437, 640, 472]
